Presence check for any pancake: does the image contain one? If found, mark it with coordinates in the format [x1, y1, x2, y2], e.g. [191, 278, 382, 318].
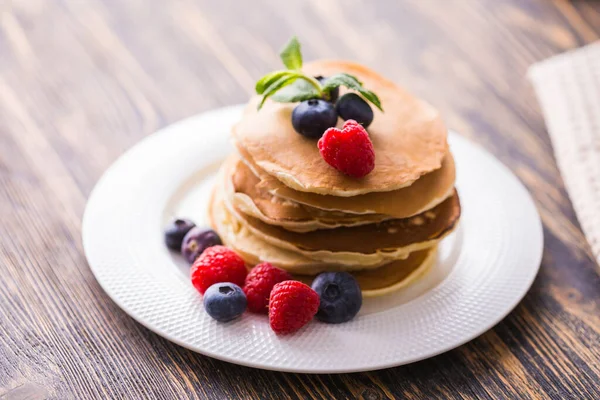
[226, 182, 461, 266]
[237, 143, 456, 218]
[212, 171, 437, 292]
[229, 157, 390, 232]
[212, 171, 439, 289]
[294, 248, 436, 298]
[210, 175, 393, 273]
[233, 60, 448, 196]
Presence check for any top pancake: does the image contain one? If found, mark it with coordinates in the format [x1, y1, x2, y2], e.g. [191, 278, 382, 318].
[233, 60, 448, 196]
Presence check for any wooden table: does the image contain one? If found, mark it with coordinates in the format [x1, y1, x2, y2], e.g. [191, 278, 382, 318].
[2, 0, 599, 398]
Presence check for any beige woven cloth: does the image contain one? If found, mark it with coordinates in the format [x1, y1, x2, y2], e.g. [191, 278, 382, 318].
[529, 42, 600, 264]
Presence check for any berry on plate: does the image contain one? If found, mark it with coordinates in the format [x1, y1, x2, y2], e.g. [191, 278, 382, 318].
[181, 227, 222, 264]
[243, 263, 292, 314]
[203, 282, 247, 322]
[291, 99, 338, 139]
[190, 246, 247, 294]
[311, 272, 362, 324]
[269, 281, 319, 334]
[318, 119, 375, 178]
[164, 218, 196, 251]
[335, 93, 374, 128]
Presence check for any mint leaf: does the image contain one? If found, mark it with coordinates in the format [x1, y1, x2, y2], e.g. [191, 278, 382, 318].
[255, 37, 384, 114]
[272, 79, 321, 103]
[258, 73, 322, 108]
[357, 88, 383, 111]
[321, 73, 363, 92]
[280, 36, 303, 70]
[256, 70, 291, 94]
[322, 73, 383, 111]
[257, 75, 299, 110]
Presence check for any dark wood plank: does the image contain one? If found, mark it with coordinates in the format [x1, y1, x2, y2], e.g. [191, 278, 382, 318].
[1, 0, 599, 398]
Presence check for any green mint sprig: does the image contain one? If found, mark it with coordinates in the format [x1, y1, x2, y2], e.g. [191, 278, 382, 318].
[255, 36, 383, 111]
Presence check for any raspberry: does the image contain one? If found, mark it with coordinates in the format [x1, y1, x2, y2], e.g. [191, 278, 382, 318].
[243, 263, 292, 314]
[269, 281, 320, 334]
[190, 245, 247, 294]
[317, 119, 375, 178]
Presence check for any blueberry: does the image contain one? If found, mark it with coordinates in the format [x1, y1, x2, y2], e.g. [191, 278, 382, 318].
[335, 93, 374, 128]
[181, 227, 222, 264]
[315, 75, 339, 103]
[311, 272, 362, 324]
[203, 283, 247, 322]
[291, 99, 338, 139]
[165, 218, 196, 251]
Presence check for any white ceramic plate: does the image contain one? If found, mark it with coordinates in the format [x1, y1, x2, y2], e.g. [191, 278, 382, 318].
[83, 105, 543, 373]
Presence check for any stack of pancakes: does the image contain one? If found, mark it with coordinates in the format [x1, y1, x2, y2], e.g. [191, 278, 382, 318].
[209, 60, 461, 297]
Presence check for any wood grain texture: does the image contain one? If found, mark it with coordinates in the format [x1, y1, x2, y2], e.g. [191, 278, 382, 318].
[1, 0, 599, 398]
